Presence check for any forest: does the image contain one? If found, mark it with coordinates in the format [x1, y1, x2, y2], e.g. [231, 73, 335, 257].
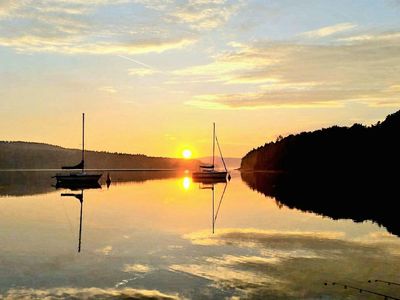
[241, 110, 400, 173]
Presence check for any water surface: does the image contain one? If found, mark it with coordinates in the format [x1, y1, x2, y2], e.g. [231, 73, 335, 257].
[0, 171, 399, 299]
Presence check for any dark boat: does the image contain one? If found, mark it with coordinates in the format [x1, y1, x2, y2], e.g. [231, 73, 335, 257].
[192, 123, 228, 182]
[55, 180, 101, 190]
[54, 113, 102, 184]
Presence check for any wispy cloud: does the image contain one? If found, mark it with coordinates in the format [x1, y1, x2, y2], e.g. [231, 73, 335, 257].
[0, 36, 196, 54]
[128, 68, 158, 76]
[177, 31, 400, 109]
[172, 228, 400, 299]
[0, 0, 24, 18]
[301, 22, 357, 38]
[123, 264, 151, 273]
[0, 0, 197, 55]
[95, 245, 113, 255]
[99, 86, 117, 94]
[169, 0, 243, 30]
[338, 31, 400, 42]
[2, 287, 181, 299]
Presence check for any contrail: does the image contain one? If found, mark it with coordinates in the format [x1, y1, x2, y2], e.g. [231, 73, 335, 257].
[117, 54, 155, 70]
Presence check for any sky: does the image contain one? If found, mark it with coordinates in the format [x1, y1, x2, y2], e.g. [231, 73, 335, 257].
[1, 0, 400, 158]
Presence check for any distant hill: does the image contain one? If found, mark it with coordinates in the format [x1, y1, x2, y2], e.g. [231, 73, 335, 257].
[199, 156, 241, 170]
[0, 141, 199, 170]
[241, 110, 400, 172]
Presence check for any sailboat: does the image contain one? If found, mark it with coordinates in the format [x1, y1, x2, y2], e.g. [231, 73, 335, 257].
[192, 123, 228, 182]
[54, 113, 102, 184]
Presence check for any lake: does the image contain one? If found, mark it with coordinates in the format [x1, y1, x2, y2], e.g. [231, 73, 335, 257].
[0, 170, 399, 299]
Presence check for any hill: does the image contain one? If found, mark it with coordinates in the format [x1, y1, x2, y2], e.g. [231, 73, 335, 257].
[241, 110, 400, 172]
[0, 141, 199, 170]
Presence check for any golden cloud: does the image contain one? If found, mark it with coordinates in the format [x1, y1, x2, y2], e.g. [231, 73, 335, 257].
[123, 263, 151, 273]
[179, 32, 400, 108]
[168, 0, 242, 30]
[0, 35, 196, 54]
[1, 287, 181, 299]
[0, 0, 197, 55]
[300, 22, 357, 38]
[170, 227, 400, 299]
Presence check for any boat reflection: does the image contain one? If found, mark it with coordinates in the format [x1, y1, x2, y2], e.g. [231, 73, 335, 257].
[58, 182, 101, 253]
[197, 181, 228, 234]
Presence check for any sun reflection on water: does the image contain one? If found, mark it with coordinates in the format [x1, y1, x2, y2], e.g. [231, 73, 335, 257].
[182, 176, 192, 190]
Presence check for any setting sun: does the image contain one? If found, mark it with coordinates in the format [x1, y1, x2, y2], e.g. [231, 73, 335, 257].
[182, 149, 192, 159]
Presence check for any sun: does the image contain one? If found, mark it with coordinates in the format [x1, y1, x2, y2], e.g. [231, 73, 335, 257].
[182, 149, 192, 159]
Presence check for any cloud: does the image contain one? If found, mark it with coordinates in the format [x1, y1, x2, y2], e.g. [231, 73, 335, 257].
[98, 86, 117, 94]
[169, 0, 243, 30]
[301, 22, 357, 38]
[128, 68, 158, 76]
[0, 0, 25, 18]
[173, 228, 400, 299]
[178, 31, 400, 108]
[123, 263, 151, 273]
[95, 245, 112, 255]
[184, 228, 346, 246]
[1, 287, 181, 299]
[0, 35, 196, 54]
[186, 90, 349, 109]
[170, 262, 279, 290]
[0, 0, 197, 55]
[338, 31, 400, 42]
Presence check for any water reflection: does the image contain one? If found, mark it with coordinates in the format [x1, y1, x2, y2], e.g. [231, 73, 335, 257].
[182, 176, 191, 190]
[197, 181, 227, 234]
[241, 171, 400, 237]
[61, 191, 84, 252]
[0, 170, 183, 196]
[59, 182, 101, 253]
[1, 171, 400, 299]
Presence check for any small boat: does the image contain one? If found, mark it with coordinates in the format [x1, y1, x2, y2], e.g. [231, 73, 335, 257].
[192, 123, 228, 182]
[54, 113, 102, 184]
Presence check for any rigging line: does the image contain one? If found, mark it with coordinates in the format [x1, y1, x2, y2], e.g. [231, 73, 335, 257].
[214, 182, 227, 222]
[215, 136, 228, 172]
[370, 279, 400, 287]
[325, 282, 400, 300]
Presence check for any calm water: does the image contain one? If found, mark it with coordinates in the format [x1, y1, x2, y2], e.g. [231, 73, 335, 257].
[0, 171, 399, 299]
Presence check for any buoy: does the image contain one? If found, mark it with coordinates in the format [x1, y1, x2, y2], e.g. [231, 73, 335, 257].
[106, 172, 111, 188]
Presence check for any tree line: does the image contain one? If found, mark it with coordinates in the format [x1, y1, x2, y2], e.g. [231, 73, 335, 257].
[241, 110, 400, 173]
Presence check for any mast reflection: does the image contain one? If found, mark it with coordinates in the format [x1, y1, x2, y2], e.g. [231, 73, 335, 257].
[58, 182, 101, 253]
[196, 179, 228, 234]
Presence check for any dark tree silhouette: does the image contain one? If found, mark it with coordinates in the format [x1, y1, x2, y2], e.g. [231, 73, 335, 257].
[241, 110, 400, 173]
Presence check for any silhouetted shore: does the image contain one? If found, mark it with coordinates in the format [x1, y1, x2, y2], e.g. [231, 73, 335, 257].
[241, 110, 400, 173]
[0, 141, 199, 170]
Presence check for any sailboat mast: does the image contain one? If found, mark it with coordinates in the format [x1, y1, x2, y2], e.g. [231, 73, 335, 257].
[212, 122, 215, 170]
[82, 113, 85, 172]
